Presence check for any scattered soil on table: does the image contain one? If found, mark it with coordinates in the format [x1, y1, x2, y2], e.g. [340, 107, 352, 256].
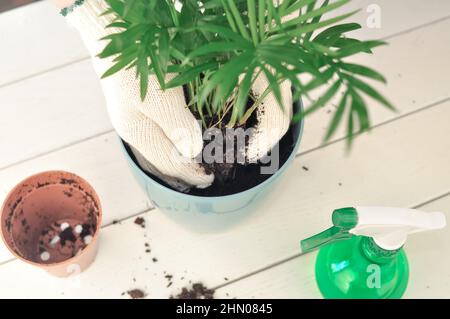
[165, 274, 173, 280]
[170, 282, 215, 299]
[165, 274, 173, 286]
[134, 217, 145, 228]
[125, 289, 146, 299]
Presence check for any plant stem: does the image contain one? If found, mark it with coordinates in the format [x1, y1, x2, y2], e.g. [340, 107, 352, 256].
[221, 0, 238, 32]
[227, 0, 251, 41]
[247, 0, 259, 45]
[258, 0, 266, 41]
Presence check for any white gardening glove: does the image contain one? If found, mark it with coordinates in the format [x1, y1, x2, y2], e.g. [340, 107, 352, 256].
[62, 0, 214, 191]
[244, 5, 297, 162]
[246, 74, 292, 162]
[61, 0, 293, 189]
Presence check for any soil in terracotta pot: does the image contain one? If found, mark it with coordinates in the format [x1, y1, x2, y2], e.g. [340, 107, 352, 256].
[4, 179, 99, 264]
[37, 219, 95, 264]
[125, 93, 300, 196]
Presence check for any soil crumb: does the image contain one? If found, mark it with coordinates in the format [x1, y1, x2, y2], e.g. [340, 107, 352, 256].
[126, 289, 146, 299]
[134, 217, 145, 228]
[170, 282, 215, 299]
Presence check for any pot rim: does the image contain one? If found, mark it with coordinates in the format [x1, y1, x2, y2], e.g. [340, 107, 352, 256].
[0, 170, 103, 269]
[121, 99, 304, 200]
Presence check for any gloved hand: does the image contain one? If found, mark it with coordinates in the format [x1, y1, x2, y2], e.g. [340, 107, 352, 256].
[59, 0, 213, 191]
[57, 0, 292, 191]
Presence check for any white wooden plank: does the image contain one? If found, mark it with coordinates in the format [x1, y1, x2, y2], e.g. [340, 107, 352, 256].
[218, 256, 319, 299]
[0, 1, 448, 171]
[0, 218, 199, 299]
[214, 195, 450, 299]
[0, 0, 88, 86]
[323, 0, 450, 40]
[299, 18, 450, 154]
[0, 132, 149, 263]
[2, 15, 446, 215]
[0, 60, 111, 168]
[2, 0, 449, 87]
[0, 99, 449, 298]
[0, 0, 448, 298]
[2, 17, 450, 170]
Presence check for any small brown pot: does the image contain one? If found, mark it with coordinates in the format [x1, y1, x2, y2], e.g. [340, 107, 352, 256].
[0, 171, 102, 277]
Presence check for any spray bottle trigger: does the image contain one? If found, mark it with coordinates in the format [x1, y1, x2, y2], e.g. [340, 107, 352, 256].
[300, 226, 353, 254]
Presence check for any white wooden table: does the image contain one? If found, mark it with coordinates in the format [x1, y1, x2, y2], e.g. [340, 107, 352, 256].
[1, 0, 450, 299]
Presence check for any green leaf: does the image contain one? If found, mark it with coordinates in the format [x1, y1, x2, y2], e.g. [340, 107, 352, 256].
[345, 75, 395, 111]
[188, 41, 249, 59]
[199, 51, 254, 106]
[303, 67, 334, 92]
[324, 92, 348, 142]
[230, 65, 257, 125]
[194, 24, 252, 47]
[105, 21, 129, 29]
[149, 47, 165, 89]
[220, 1, 238, 32]
[294, 79, 341, 121]
[101, 54, 135, 79]
[283, 0, 317, 16]
[258, 0, 266, 40]
[247, 0, 259, 45]
[270, 10, 358, 39]
[96, 0, 393, 139]
[261, 66, 283, 110]
[346, 104, 356, 148]
[266, 0, 282, 29]
[330, 37, 367, 51]
[105, 0, 125, 16]
[350, 89, 370, 133]
[335, 40, 386, 58]
[313, 22, 361, 43]
[159, 28, 170, 73]
[340, 63, 386, 83]
[227, 0, 251, 40]
[165, 62, 219, 89]
[277, 0, 349, 31]
[98, 25, 146, 58]
[137, 49, 149, 101]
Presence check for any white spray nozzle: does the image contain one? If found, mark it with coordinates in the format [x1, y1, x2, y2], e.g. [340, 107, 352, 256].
[351, 207, 447, 250]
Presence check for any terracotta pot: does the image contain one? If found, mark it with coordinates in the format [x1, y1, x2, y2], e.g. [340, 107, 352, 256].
[0, 171, 102, 277]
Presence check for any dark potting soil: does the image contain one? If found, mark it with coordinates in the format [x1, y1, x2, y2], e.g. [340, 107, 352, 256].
[125, 289, 146, 299]
[124, 95, 301, 197]
[170, 282, 215, 299]
[38, 220, 95, 263]
[134, 217, 146, 228]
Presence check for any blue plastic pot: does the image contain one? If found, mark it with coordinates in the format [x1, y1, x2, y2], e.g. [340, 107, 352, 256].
[120, 100, 304, 216]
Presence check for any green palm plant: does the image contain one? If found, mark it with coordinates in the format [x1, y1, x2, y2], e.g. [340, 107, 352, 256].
[99, 0, 394, 145]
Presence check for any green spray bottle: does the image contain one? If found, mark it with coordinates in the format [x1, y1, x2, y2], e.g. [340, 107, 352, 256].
[301, 207, 446, 299]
